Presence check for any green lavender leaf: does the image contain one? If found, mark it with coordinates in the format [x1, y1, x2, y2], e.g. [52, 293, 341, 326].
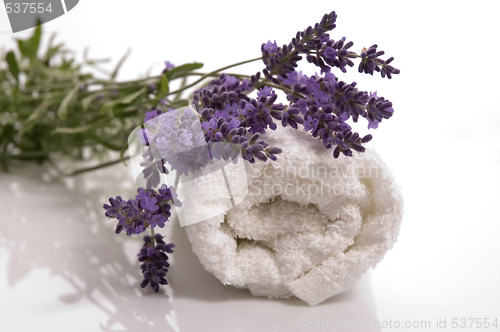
[100, 87, 146, 115]
[52, 117, 111, 134]
[16, 24, 42, 60]
[16, 39, 30, 59]
[169, 99, 189, 109]
[5, 51, 20, 84]
[82, 92, 102, 112]
[151, 74, 170, 107]
[29, 23, 42, 57]
[160, 74, 169, 97]
[19, 96, 52, 136]
[52, 124, 94, 134]
[57, 84, 80, 121]
[110, 49, 130, 80]
[42, 33, 58, 62]
[32, 61, 76, 79]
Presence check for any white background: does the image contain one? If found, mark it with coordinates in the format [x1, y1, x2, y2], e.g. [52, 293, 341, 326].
[1, 1, 499, 331]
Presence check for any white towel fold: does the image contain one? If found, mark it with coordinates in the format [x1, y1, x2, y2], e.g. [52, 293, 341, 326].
[185, 126, 403, 305]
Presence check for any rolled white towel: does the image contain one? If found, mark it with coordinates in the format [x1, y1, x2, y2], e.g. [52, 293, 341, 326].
[185, 126, 403, 305]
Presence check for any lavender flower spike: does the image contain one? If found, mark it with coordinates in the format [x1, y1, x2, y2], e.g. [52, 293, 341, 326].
[138, 234, 174, 292]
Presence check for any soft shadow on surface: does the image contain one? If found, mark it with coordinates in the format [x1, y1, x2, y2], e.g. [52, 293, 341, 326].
[0, 163, 382, 332]
[0, 164, 178, 332]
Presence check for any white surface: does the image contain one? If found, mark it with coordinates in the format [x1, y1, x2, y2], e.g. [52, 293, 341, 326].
[1, 1, 500, 331]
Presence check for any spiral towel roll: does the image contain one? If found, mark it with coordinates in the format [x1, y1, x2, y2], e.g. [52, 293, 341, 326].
[185, 126, 403, 305]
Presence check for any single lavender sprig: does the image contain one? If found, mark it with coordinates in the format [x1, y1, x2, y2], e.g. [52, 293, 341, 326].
[138, 234, 174, 292]
[192, 73, 260, 112]
[262, 11, 399, 80]
[103, 186, 178, 293]
[358, 45, 400, 78]
[313, 37, 356, 73]
[262, 11, 338, 81]
[366, 92, 394, 129]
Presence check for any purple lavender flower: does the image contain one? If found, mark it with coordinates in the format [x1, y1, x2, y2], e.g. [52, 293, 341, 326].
[323, 46, 338, 60]
[310, 36, 357, 73]
[221, 103, 241, 118]
[380, 57, 399, 79]
[104, 9, 401, 297]
[240, 133, 270, 163]
[366, 94, 394, 128]
[271, 66, 392, 156]
[280, 70, 308, 85]
[332, 129, 373, 158]
[201, 118, 219, 139]
[281, 105, 305, 129]
[140, 108, 208, 177]
[103, 187, 175, 236]
[240, 78, 254, 91]
[241, 87, 285, 134]
[178, 12, 395, 166]
[240, 102, 258, 119]
[262, 11, 399, 80]
[261, 11, 338, 81]
[192, 72, 285, 164]
[358, 45, 400, 79]
[303, 116, 319, 132]
[178, 130, 194, 146]
[155, 136, 169, 150]
[165, 61, 175, 70]
[263, 40, 278, 54]
[149, 213, 168, 229]
[368, 121, 378, 129]
[138, 234, 174, 292]
[203, 117, 240, 142]
[103, 196, 145, 236]
[144, 107, 163, 122]
[257, 86, 275, 99]
[158, 184, 182, 207]
[224, 75, 239, 87]
[192, 73, 260, 112]
[264, 146, 282, 161]
[103, 196, 128, 224]
[136, 189, 159, 212]
[331, 81, 370, 122]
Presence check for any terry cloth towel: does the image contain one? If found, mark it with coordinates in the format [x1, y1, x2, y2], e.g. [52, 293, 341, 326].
[185, 126, 403, 305]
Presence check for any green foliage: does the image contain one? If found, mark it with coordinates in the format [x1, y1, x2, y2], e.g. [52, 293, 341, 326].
[0, 26, 212, 174]
[5, 51, 20, 85]
[0, 27, 152, 172]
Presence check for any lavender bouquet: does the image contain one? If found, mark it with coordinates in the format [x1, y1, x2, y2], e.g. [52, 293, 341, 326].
[1, 11, 402, 303]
